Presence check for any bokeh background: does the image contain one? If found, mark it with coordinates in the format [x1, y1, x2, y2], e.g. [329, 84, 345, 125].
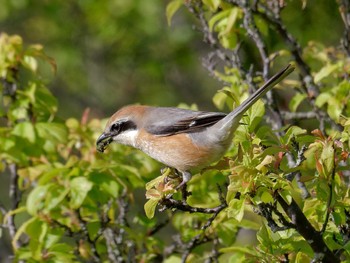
[0, 0, 346, 260]
[0, 0, 343, 119]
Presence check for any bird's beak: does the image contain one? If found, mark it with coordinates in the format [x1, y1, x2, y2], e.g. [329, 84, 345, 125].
[96, 133, 113, 153]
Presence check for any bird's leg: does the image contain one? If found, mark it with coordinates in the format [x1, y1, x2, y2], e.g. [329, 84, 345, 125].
[176, 171, 192, 190]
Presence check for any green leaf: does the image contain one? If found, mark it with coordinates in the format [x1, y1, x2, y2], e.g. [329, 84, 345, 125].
[35, 122, 68, 144]
[22, 55, 38, 72]
[255, 15, 268, 36]
[101, 179, 120, 198]
[280, 190, 292, 205]
[245, 100, 265, 132]
[213, 91, 229, 110]
[202, 0, 220, 11]
[260, 191, 274, 203]
[315, 93, 331, 108]
[26, 185, 49, 215]
[320, 142, 334, 177]
[289, 93, 307, 112]
[220, 245, 257, 256]
[12, 122, 36, 143]
[314, 63, 338, 83]
[166, 0, 182, 26]
[145, 173, 167, 190]
[46, 186, 70, 211]
[282, 126, 307, 145]
[144, 199, 159, 219]
[327, 97, 342, 121]
[227, 197, 245, 222]
[239, 219, 261, 230]
[69, 177, 93, 209]
[209, 9, 231, 31]
[223, 8, 239, 35]
[163, 255, 182, 263]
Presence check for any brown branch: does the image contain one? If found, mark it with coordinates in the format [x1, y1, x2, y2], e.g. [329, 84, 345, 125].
[181, 234, 213, 263]
[275, 193, 340, 262]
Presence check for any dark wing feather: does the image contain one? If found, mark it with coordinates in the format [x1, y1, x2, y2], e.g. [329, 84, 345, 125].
[144, 107, 226, 136]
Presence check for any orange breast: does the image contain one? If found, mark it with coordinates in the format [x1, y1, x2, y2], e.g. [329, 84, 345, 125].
[135, 129, 214, 172]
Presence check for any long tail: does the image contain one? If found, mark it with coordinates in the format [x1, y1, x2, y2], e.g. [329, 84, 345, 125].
[216, 64, 295, 132]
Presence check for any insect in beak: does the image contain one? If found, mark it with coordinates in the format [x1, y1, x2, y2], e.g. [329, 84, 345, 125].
[96, 133, 113, 153]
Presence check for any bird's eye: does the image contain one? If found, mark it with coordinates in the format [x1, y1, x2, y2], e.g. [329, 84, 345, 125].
[110, 123, 120, 133]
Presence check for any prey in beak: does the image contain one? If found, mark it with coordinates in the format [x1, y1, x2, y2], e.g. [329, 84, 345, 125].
[96, 133, 113, 153]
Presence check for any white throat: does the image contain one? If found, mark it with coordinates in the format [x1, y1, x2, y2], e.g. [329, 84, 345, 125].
[114, 130, 139, 148]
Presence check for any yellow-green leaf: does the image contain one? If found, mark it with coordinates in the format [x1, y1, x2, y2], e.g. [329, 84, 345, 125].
[289, 93, 307, 112]
[144, 199, 159, 219]
[69, 177, 93, 209]
[166, 0, 183, 26]
[12, 122, 36, 143]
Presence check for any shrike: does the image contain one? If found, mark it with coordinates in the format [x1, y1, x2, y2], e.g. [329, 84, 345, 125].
[97, 64, 294, 187]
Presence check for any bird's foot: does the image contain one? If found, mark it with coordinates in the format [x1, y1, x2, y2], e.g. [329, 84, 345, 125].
[175, 171, 192, 190]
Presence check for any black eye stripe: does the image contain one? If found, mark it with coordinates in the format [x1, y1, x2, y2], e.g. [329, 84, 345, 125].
[110, 120, 137, 134]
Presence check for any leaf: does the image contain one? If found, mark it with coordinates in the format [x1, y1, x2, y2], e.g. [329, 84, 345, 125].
[145, 173, 167, 190]
[282, 126, 307, 145]
[166, 0, 182, 26]
[12, 122, 36, 143]
[202, 0, 220, 11]
[239, 219, 261, 230]
[320, 141, 335, 177]
[223, 8, 239, 35]
[280, 190, 292, 205]
[209, 9, 231, 31]
[289, 93, 307, 112]
[69, 177, 93, 209]
[22, 55, 38, 72]
[212, 91, 229, 110]
[327, 98, 342, 121]
[314, 63, 338, 83]
[35, 122, 68, 144]
[12, 217, 36, 251]
[101, 179, 120, 198]
[256, 155, 274, 171]
[227, 197, 245, 222]
[260, 191, 274, 203]
[220, 245, 257, 256]
[26, 185, 49, 215]
[144, 199, 159, 219]
[246, 100, 265, 132]
[315, 93, 331, 108]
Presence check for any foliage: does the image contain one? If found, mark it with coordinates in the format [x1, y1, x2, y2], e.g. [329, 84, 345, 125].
[1, 0, 350, 262]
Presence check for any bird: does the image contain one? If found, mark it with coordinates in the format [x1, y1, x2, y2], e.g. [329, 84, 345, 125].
[96, 64, 294, 188]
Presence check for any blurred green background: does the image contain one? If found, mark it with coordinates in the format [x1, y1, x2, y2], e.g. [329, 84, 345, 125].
[0, 0, 343, 119]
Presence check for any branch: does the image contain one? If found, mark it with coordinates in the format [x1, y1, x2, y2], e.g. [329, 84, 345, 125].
[249, 2, 343, 132]
[147, 218, 170, 236]
[160, 183, 227, 214]
[184, 1, 255, 90]
[8, 163, 22, 249]
[256, 202, 295, 232]
[76, 210, 101, 262]
[275, 192, 340, 262]
[240, 0, 270, 81]
[181, 234, 213, 263]
[337, 0, 350, 56]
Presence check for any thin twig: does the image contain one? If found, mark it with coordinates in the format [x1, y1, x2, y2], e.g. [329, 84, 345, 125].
[8, 164, 22, 249]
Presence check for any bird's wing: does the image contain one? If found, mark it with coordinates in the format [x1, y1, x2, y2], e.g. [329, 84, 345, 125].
[144, 107, 227, 136]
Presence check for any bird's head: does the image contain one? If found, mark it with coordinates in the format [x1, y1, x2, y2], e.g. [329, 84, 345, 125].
[96, 105, 148, 152]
